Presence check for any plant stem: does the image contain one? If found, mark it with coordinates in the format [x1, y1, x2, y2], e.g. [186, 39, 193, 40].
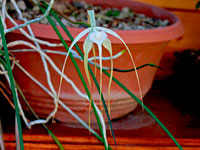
[43, 5, 116, 147]
[102, 69, 183, 150]
[39, 5, 110, 149]
[0, 17, 24, 150]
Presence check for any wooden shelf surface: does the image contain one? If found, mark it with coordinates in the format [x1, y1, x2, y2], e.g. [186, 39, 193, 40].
[1, 80, 200, 149]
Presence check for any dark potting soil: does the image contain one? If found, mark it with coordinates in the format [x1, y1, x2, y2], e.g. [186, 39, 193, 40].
[7, 0, 169, 30]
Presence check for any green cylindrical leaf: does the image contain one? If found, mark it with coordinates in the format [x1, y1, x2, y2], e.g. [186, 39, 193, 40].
[0, 17, 24, 150]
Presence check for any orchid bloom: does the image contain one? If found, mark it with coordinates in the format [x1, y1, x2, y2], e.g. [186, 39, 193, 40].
[59, 10, 142, 149]
[61, 9, 142, 119]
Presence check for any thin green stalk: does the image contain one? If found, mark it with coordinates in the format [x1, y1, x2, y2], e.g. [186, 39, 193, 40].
[39, 6, 110, 150]
[16, 84, 64, 150]
[0, 18, 24, 150]
[102, 69, 183, 150]
[112, 63, 163, 72]
[95, 63, 162, 72]
[40, 3, 116, 147]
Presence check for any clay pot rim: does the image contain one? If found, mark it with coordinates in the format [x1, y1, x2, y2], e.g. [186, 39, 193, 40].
[7, 0, 184, 44]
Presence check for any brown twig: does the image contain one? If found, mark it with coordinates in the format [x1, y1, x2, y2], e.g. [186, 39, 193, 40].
[0, 86, 15, 109]
[0, 81, 11, 94]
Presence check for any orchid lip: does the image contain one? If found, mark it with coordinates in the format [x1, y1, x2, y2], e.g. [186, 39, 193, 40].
[89, 30, 107, 45]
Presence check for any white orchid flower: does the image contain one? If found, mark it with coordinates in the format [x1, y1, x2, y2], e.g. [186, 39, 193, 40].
[60, 9, 143, 111]
[59, 11, 142, 146]
[59, 10, 143, 149]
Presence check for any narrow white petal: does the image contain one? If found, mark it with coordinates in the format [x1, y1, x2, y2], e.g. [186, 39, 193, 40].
[96, 27, 143, 101]
[69, 27, 92, 51]
[83, 37, 93, 87]
[58, 27, 91, 99]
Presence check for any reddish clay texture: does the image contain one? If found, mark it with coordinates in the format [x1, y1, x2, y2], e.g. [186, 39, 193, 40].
[6, 0, 183, 123]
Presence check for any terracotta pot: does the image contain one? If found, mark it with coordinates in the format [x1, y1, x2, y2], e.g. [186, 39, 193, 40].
[6, 0, 183, 123]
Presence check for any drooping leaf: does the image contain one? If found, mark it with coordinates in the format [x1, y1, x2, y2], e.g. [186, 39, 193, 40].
[113, 63, 163, 72]
[102, 69, 183, 150]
